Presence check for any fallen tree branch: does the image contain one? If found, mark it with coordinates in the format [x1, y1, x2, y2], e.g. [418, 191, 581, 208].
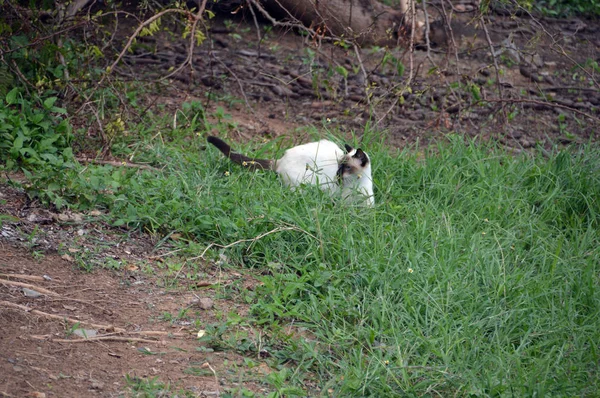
[1, 301, 126, 333]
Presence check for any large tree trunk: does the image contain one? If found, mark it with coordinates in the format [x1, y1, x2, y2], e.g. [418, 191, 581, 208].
[259, 0, 424, 46]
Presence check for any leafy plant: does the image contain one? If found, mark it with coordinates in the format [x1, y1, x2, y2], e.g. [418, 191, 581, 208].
[0, 88, 72, 170]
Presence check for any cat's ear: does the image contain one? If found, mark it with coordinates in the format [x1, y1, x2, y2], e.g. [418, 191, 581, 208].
[353, 148, 369, 167]
[344, 143, 353, 153]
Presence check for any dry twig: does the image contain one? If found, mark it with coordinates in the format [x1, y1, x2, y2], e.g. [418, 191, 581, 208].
[1, 301, 126, 333]
[0, 279, 59, 296]
[30, 335, 159, 344]
[0, 274, 47, 283]
[76, 157, 161, 171]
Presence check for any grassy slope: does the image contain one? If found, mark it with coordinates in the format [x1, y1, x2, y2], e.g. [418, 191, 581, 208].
[23, 125, 600, 396]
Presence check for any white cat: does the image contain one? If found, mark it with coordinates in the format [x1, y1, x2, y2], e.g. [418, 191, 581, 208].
[207, 136, 374, 206]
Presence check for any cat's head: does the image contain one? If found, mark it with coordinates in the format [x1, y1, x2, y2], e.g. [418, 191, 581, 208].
[337, 144, 371, 182]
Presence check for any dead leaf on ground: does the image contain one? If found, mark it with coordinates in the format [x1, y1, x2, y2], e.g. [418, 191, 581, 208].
[61, 254, 75, 262]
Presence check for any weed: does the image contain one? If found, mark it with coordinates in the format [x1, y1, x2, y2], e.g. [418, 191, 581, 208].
[0, 88, 72, 170]
[125, 375, 194, 397]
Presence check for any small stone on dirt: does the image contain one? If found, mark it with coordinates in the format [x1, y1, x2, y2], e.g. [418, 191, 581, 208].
[197, 297, 214, 310]
[270, 85, 294, 97]
[90, 380, 104, 390]
[73, 328, 98, 338]
[22, 288, 43, 298]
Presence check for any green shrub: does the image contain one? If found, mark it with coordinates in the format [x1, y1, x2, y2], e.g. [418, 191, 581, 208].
[0, 88, 73, 170]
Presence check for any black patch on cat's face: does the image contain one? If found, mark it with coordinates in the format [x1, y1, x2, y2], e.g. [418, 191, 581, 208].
[353, 148, 369, 167]
[336, 161, 349, 182]
[344, 144, 353, 153]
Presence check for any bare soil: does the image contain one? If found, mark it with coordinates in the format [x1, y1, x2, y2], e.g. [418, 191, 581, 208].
[2, 4, 600, 396]
[1, 184, 268, 397]
[115, 6, 599, 151]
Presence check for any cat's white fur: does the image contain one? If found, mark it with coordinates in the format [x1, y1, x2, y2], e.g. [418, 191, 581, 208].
[207, 136, 374, 206]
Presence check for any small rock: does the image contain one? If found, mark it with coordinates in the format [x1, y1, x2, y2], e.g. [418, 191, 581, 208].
[270, 85, 294, 97]
[90, 380, 104, 390]
[520, 139, 534, 148]
[519, 64, 534, 79]
[73, 328, 98, 338]
[197, 297, 214, 310]
[23, 288, 43, 298]
[237, 49, 258, 57]
[509, 131, 522, 140]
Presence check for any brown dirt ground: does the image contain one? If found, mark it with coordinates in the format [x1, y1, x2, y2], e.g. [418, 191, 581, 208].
[1, 183, 272, 397]
[2, 2, 600, 396]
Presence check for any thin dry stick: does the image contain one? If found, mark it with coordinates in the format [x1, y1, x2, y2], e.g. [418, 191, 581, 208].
[75, 157, 160, 171]
[201, 362, 220, 396]
[192, 226, 301, 262]
[353, 43, 372, 109]
[173, 226, 300, 281]
[0, 279, 59, 296]
[440, 0, 461, 76]
[246, 0, 263, 56]
[1, 301, 126, 333]
[0, 274, 47, 283]
[101, 8, 190, 86]
[407, 0, 416, 85]
[124, 330, 190, 337]
[30, 335, 159, 344]
[248, 0, 318, 38]
[93, 330, 189, 338]
[479, 13, 506, 120]
[213, 56, 261, 123]
[148, 248, 183, 259]
[161, 0, 210, 82]
[421, 0, 434, 64]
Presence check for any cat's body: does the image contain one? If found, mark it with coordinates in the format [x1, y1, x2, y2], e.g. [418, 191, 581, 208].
[207, 136, 374, 206]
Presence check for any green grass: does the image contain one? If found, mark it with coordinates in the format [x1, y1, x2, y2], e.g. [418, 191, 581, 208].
[16, 119, 600, 396]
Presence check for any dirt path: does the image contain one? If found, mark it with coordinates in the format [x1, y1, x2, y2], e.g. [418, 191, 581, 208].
[1, 188, 269, 397]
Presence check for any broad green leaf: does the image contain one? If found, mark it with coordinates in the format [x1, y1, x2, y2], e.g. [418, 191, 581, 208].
[43, 96, 58, 109]
[6, 87, 18, 105]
